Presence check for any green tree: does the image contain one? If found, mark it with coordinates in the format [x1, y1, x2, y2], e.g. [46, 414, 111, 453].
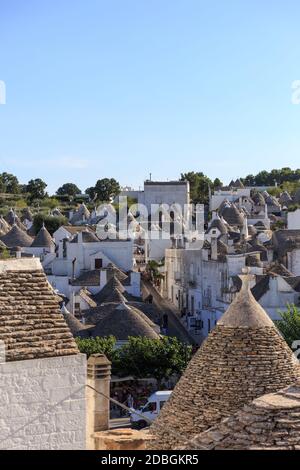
[75, 336, 192, 384]
[241, 167, 300, 187]
[86, 178, 121, 202]
[75, 336, 117, 361]
[56, 183, 81, 197]
[242, 174, 256, 186]
[0, 172, 20, 194]
[213, 178, 223, 189]
[85, 186, 97, 200]
[0, 247, 11, 259]
[117, 337, 192, 386]
[40, 197, 60, 209]
[181, 172, 213, 204]
[147, 260, 164, 282]
[26, 178, 47, 202]
[33, 213, 68, 235]
[276, 304, 300, 348]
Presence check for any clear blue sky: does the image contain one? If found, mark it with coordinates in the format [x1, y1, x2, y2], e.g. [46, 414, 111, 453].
[1, 0, 300, 194]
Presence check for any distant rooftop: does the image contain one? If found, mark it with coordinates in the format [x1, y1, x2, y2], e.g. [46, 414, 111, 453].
[144, 180, 189, 186]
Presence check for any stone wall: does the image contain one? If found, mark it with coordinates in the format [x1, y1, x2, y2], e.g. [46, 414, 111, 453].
[0, 354, 86, 450]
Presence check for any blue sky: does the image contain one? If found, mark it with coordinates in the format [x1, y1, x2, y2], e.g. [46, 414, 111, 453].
[1, 0, 300, 194]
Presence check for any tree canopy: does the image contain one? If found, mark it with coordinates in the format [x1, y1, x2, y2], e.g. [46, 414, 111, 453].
[0, 172, 20, 194]
[85, 178, 121, 202]
[276, 304, 300, 348]
[33, 213, 68, 235]
[76, 336, 192, 385]
[180, 172, 222, 204]
[243, 167, 300, 187]
[56, 183, 81, 197]
[26, 178, 47, 202]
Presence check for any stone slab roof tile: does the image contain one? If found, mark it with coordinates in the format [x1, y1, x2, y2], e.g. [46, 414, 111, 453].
[0, 258, 79, 361]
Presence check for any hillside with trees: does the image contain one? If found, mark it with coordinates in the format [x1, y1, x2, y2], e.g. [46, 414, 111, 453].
[0, 167, 300, 217]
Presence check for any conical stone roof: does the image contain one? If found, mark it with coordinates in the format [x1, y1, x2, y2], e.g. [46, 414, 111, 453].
[62, 309, 91, 337]
[234, 178, 244, 188]
[252, 191, 265, 206]
[181, 382, 300, 450]
[149, 279, 300, 450]
[104, 286, 127, 303]
[0, 224, 33, 248]
[279, 191, 293, 206]
[93, 274, 126, 304]
[222, 204, 244, 227]
[70, 203, 90, 224]
[31, 224, 55, 247]
[92, 301, 160, 340]
[21, 207, 33, 222]
[5, 209, 26, 230]
[207, 217, 228, 235]
[107, 262, 128, 282]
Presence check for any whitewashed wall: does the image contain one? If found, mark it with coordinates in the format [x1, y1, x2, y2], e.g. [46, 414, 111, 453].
[146, 238, 173, 261]
[0, 354, 86, 450]
[210, 188, 251, 210]
[288, 209, 300, 229]
[139, 182, 190, 212]
[288, 249, 300, 276]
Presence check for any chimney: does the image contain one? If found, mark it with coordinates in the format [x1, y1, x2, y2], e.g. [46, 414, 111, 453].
[72, 257, 77, 280]
[264, 203, 268, 220]
[86, 354, 111, 450]
[241, 217, 249, 240]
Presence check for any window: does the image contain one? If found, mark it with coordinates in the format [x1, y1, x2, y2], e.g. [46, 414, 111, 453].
[143, 402, 157, 413]
[75, 302, 81, 315]
[170, 211, 175, 236]
[160, 401, 166, 410]
[95, 258, 103, 269]
[191, 296, 195, 315]
[63, 239, 67, 258]
[208, 318, 211, 332]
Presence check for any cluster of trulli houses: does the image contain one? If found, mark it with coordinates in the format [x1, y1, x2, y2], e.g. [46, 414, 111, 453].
[0, 206, 162, 343]
[1, 178, 300, 450]
[1, 179, 300, 346]
[160, 181, 300, 343]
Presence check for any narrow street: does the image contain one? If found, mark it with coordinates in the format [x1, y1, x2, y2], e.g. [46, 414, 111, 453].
[142, 280, 194, 344]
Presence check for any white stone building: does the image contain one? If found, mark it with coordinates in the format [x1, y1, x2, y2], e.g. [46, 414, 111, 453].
[163, 226, 300, 344]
